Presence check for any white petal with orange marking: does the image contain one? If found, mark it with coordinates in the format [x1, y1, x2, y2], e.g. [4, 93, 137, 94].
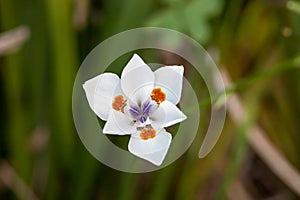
[128, 129, 172, 166]
[83, 73, 120, 120]
[154, 66, 184, 105]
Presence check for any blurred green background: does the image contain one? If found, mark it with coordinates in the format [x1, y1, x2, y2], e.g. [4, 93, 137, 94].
[1, 0, 300, 199]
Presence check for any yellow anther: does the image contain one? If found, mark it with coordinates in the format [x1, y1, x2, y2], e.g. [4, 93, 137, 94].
[140, 128, 156, 140]
[151, 88, 166, 104]
[112, 95, 126, 112]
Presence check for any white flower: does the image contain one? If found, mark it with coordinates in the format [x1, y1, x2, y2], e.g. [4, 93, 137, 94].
[83, 54, 187, 166]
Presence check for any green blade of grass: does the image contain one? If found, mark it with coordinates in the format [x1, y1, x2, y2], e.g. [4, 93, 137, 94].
[45, 0, 78, 165]
[0, 0, 32, 182]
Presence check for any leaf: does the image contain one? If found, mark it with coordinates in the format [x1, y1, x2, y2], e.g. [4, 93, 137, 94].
[147, 0, 224, 44]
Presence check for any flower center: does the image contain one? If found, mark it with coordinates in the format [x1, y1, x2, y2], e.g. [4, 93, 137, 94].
[139, 127, 156, 140]
[129, 107, 149, 124]
[112, 95, 126, 112]
[127, 99, 157, 126]
[151, 88, 166, 104]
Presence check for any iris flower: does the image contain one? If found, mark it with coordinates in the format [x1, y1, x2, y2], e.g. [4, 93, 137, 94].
[83, 54, 187, 166]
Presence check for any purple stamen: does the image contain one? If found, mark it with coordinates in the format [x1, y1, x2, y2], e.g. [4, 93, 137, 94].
[139, 116, 147, 123]
[129, 106, 140, 118]
[142, 101, 152, 115]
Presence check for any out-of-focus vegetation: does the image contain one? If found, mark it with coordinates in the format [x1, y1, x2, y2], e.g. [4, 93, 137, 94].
[1, 0, 300, 199]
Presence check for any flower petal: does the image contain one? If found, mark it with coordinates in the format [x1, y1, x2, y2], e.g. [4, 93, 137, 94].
[83, 73, 120, 120]
[128, 129, 172, 166]
[149, 104, 166, 131]
[103, 110, 136, 135]
[154, 66, 184, 105]
[152, 101, 187, 128]
[121, 54, 154, 104]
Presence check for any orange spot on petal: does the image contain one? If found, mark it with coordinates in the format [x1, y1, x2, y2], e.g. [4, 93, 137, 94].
[151, 88, 166, 104]
[140, 128, 156, 140]
[112, 95, 126, 112]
